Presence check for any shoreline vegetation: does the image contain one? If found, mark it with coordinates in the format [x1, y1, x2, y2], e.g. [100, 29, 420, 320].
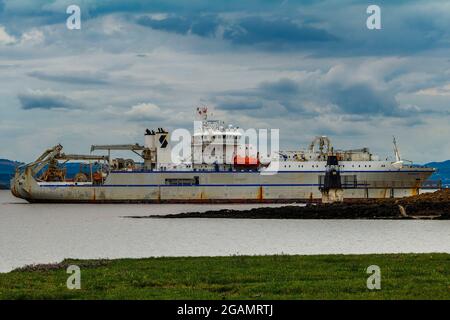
[129, 189, 450, 220]
[0, 253, 449, 299]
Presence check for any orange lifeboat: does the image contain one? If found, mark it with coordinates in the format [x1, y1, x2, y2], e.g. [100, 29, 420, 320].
[233, 155, 259, 166]
[93, 172, 103, 182]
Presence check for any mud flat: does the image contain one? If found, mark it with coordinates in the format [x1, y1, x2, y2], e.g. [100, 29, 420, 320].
[129, 190, 450, 220]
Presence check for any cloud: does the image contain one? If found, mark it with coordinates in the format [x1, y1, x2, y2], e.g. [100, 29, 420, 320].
[0, 26, 45, 47]
[136, 14, 337, 49]
[328, 83, 398, 116]
[214, 65, 411, 118]
[27, 70, 109, 85]
[2, 0, 288, 18]
[136, 14, 228, 39]
[17, 90, 80, 110]
[259, 78, 300, 96]
[2, 1, 450, 56]
[124, 103, 164, 121]
[416, 84, 450, 97]
[137, 15, 195, 35]
[222, 16, 337, 46]
[20, 28, 44, 45]
[214, 95, 263, 111]
[0, 25, 16, 44]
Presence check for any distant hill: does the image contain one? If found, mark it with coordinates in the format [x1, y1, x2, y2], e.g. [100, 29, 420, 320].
[1, 158, 449, 189]
[425, 160, 450, 187]
[0, 159, 24, 189]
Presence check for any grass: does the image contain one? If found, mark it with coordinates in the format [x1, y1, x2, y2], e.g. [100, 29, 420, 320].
[0, 253, 449, 299]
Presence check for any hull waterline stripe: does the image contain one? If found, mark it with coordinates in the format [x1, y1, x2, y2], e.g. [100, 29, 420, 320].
[109, 170, 433, 174]
[40, 183, 370, 188]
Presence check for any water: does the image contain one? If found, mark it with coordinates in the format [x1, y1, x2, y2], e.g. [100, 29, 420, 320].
[0, 190, 449, 272]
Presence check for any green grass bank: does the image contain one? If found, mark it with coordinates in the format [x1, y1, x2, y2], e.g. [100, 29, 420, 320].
[1, 253, 449, 299]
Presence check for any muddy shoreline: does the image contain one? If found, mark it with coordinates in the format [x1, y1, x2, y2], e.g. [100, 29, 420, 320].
[128, 190, 450, 220]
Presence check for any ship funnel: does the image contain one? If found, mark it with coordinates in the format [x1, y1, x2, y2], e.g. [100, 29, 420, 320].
[144, 129, 156, 149]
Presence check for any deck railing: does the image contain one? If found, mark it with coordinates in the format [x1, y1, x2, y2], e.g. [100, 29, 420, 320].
[318, 176, 442, 189]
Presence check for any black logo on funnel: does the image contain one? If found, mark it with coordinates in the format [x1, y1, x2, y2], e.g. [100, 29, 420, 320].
[159, 134, 168, 148]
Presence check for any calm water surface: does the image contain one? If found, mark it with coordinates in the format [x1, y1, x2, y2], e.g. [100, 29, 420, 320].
[0, 190, 449, 272]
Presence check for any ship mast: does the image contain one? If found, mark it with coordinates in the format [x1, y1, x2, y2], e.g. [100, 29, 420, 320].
[393, 136, 401, 162]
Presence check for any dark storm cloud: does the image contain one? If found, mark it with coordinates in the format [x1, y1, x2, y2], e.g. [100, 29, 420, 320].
[329, 83, 398, 116]
[54, 0, 292, 17]
[3, 0, 450, 55]
[259, 78, 300, 96]
[18, 91, 80, 110]
[223, 17, 337, 45]
[137, 14, 222, 37]
[215, 96, 264, 111]
[1, 0, 284, 18]
[134, 1, 449, 55]
[137, 16, 193, 35]
[27, 71, 109, 85]
[137, 14, 337, 48]
[214, 76, 408, 117]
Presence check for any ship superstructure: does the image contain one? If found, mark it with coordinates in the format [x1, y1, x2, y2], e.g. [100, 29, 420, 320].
[11, 108, 436, 203]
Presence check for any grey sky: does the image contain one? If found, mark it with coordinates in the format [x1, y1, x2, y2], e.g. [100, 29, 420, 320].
[0, 0, 449, 162]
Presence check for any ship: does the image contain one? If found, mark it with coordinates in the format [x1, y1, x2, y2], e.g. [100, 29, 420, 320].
[11, 107, 436, 203]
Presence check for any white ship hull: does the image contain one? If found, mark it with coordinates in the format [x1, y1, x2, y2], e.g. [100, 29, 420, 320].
[12, 164, 434, 203]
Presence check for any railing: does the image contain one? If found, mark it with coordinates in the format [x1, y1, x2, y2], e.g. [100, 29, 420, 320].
[318, 176, 442, 189]
[319, 175, 358, 189]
